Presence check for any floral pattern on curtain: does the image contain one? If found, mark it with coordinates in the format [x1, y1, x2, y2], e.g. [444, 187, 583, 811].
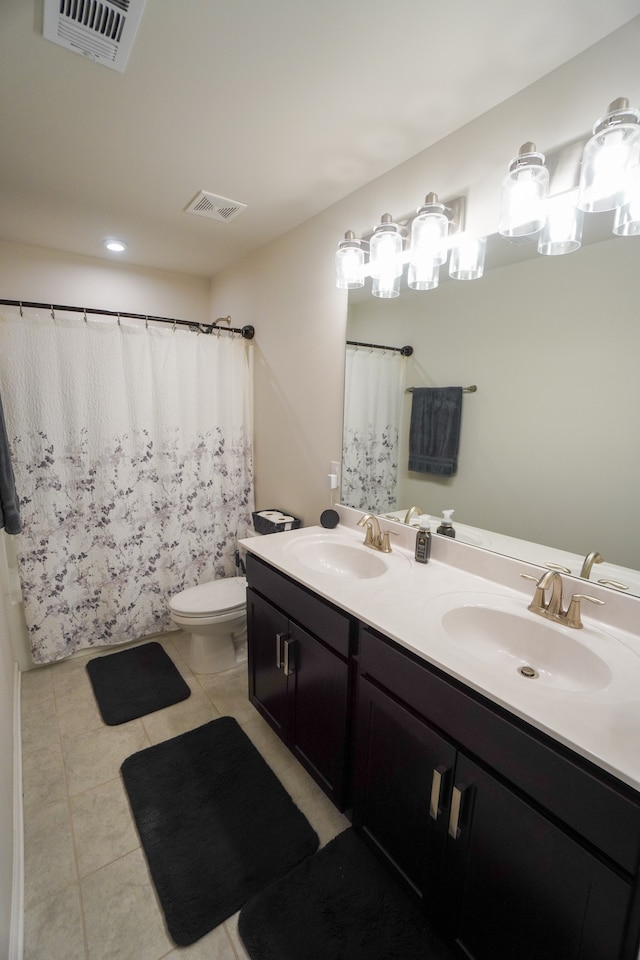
[341, 345, 407, 515]
[0, 309, 254, 664]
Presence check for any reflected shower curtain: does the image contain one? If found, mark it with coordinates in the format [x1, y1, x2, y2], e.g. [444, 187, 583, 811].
[0, 308, 254, 664]
[342, 346, 407, 515]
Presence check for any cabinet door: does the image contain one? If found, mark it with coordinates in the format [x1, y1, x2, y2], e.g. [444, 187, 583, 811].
[247, 588, 290, 739]
[353, 676, 456, 907]
[445, 753, 632, 960]
[288, 622, 350, 808]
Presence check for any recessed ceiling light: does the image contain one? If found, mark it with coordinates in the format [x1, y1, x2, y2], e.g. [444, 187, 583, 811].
[103, 238, 127, 253]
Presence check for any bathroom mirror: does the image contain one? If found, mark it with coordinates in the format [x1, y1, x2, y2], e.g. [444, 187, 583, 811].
[343, 218, 640, 595]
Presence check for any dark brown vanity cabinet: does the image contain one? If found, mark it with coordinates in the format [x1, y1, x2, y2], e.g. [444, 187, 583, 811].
[353, 625, 640, 960]
[246, 554, 353, 809]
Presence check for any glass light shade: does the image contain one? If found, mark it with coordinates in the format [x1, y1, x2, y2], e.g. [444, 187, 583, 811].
[538, 195, 583, 256]
[578, 101, 640, 213]
[410, 197, 448, 267]
[499, 145, 549, 238]
[335, 232, 365, 289]
[449, 236, 487, 281]
[370, 215, 403, 299]
[612, 168, 640, 236]
[408, 258, 440, 291]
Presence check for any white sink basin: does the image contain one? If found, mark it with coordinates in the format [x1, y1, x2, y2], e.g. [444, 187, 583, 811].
[426, 592, 639, 696]
[284, 533, 396, 580]
[441, 602, 611, 692]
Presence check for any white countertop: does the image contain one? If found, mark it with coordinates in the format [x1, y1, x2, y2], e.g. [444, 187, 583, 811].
[241, 507, 640, 794]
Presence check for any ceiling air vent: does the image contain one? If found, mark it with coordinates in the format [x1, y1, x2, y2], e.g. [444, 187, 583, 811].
[184, 192, 247, 224]
[43, 0, 148, 73]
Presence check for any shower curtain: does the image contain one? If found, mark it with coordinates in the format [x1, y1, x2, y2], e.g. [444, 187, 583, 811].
[341, 345, 407, 515]
[0, 307, 254, 664]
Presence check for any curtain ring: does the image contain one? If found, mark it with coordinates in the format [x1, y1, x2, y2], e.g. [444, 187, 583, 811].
[19, 301, 23, 317]
[117, 313, 121, 327]
[172, 320, 176, 333]
[145, 316, 149, 330]
[51, 305, 55, 320]
[83, 308, 88, 324]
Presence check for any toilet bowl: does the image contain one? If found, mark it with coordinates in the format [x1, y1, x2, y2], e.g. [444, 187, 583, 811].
[169, 576, 247, 674]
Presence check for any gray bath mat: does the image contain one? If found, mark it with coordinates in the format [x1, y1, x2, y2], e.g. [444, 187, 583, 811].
[86, 641, 190, 725]
[121, 716, 319, 946]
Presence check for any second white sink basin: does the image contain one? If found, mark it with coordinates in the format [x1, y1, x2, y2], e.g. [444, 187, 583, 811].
[440, 601, 611, 692]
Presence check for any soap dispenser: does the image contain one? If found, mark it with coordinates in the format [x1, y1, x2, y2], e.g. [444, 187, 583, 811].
[415, 515, 432, 563]
[437, 509, 456, 538]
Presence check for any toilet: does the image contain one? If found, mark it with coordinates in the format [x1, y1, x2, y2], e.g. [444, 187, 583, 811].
[169, 576, 247, 674]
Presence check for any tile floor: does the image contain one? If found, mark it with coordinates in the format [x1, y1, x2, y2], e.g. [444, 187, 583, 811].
[21, 632, 350, 960]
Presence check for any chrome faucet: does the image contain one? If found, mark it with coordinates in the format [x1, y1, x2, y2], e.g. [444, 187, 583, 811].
[521, 570, 604, 628]
[404, 505, 425, 525]
[580, 551, 604, 580]
[357, 513, 394, 553]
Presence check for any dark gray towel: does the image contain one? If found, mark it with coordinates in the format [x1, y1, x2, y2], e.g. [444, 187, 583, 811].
[408, 387, 463, 476]
[0, 389, 21, 534]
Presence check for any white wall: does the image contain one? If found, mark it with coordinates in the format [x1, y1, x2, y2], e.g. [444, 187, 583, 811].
[0, 546, 17, 957]
[0, 240, 211, 322]
[209, 19, 640, 528]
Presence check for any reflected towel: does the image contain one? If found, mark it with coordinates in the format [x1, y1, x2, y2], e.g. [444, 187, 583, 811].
[408, 386, 463, 476]
[0, 389, 21, 534]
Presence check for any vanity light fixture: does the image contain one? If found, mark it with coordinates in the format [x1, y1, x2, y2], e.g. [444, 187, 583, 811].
[335, 194, 467, 296]
[369, 214, 404, 299]
[578, 98, 640, 213]
[335, 231, 367, 289]
[103, 238, 127, 253]
[537, 191, 583, 256]
[499, 142, 549, 238]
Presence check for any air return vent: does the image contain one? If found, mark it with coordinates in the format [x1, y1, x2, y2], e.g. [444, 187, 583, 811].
[43, 0, 147, 72]
[184, 191, 247, 223]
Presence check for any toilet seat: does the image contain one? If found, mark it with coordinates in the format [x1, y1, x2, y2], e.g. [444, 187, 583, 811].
[169, 576, 247, 619]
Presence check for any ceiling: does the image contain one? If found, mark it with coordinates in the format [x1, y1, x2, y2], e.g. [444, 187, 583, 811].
[1, 1, 638, 279]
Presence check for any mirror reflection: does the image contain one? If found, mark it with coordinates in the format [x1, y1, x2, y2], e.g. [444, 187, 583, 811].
[342, 223, 640, 595]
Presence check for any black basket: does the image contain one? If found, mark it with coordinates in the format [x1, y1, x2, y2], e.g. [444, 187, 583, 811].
[252, 510, 302, 535]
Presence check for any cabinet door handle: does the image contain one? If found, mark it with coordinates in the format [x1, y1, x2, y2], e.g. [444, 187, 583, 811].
[283, 637, 296, 676]
[275, 632, 287, 669]
[429, 765, 448, 821]
[448, 785, 466, 840]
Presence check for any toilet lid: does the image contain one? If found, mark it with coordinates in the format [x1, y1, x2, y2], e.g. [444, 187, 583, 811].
[170, 576, 247, 617]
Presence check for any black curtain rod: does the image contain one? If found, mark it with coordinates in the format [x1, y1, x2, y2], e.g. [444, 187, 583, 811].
[406, 384, 477, 393]
[0, 299, 255, 340]
[347, 339, 413, 356]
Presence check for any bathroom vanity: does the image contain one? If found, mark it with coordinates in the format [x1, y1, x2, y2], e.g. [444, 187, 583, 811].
[242, 515, 640, 960]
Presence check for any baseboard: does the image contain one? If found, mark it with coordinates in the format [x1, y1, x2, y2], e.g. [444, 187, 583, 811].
[9, 663, 23, 960]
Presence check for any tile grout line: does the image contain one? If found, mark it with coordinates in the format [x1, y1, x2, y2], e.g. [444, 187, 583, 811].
[51, 665, 91, 960]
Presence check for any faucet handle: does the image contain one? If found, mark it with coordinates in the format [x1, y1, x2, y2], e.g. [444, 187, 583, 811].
[564, 594, 605, 629]
[380, 529, 399, 553]
[520, 573, 547, 614]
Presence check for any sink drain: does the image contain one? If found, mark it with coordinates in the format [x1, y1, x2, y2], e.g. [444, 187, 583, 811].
[518, 665, 539, 679]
